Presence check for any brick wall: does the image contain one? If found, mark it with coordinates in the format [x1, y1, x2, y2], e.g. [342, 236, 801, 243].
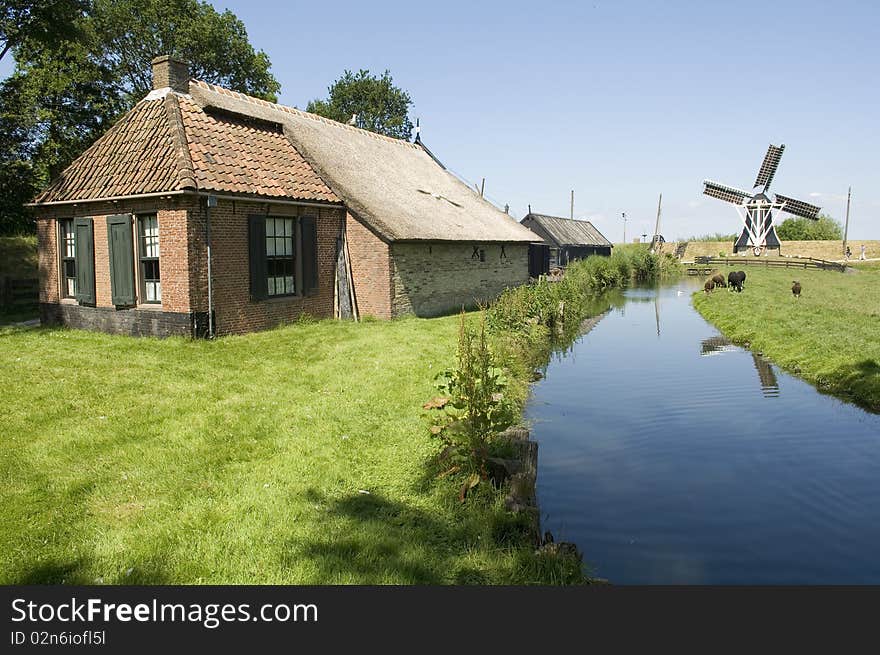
[36, 218, 59, 303]
[390, 242, 529, 317]
[34, 197, 196, 335]
[188, 198, 345, 335]
[40, 302, 198, 337]
[345, 212, 392, 319]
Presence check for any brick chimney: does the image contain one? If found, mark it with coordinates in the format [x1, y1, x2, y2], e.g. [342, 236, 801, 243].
[151, 55, 189, 93]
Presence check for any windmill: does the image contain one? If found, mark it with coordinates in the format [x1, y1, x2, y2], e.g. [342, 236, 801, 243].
[703, 144, 821, 256]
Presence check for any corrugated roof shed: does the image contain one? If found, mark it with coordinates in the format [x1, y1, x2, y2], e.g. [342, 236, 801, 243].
[520, 213, 613, 248]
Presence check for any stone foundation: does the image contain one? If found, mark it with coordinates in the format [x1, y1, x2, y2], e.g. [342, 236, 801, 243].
[40, 303, 209, 338]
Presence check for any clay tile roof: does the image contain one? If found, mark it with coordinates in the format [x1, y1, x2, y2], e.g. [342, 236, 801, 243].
[34, 97, 184, 203]
[176, 95, 335, 202]
[520, 213, 613, 248]
[34, 88, 339, 205]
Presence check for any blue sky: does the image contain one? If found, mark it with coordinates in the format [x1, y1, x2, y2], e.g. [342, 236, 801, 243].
[3, 0, 878, 239]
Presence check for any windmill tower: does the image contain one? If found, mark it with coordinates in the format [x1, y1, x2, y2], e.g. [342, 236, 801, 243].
[703, 144, 821, 256]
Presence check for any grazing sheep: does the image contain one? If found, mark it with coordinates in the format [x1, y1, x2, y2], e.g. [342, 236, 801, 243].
[704, 279, 716, 293]
[792, 281, 802, 298]
[711, 273, 726, 288]
[727, 270, 745, 293]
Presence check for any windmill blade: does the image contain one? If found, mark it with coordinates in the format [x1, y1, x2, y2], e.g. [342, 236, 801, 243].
[754, 144, 785, 189]
[703, 180, 752, 205]
[775, 193, 821, 219]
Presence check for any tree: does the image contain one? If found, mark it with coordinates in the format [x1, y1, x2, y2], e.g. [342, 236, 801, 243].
[775, 214, 843, 241]
[0, 0, 88, 63]
[307, 69, 414, 140]
[0, 0, 279, 235]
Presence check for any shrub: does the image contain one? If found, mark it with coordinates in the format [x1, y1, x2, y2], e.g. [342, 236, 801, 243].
[424, 313, 516, 500]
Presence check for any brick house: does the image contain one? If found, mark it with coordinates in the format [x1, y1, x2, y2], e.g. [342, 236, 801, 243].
[31, 56, 537, 337]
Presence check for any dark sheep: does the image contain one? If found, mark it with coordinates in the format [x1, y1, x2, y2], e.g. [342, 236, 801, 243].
[792, 281, 802, 298]
[727, 270, 745, 293]
[711, 273, 726, 288]
[704, 279, 715, 293]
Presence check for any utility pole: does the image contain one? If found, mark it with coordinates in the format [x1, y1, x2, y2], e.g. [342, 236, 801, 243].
[843, 186, 852, 255]
[651, 193, 662, 252]
[570, 190, 575, 220]
[480, 177, 485, 198]
[622, 212, 627, 244]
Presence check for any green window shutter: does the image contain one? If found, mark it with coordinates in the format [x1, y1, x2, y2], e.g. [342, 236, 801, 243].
[74, 217, 95, 305]
[106, 214, 136, 306]
[301, 215, 318, 295]
[248, 215, 268, 300]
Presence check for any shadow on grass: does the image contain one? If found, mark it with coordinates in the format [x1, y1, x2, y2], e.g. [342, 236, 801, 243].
[292, 490, 457, 584]
[11, 557, 92, 585]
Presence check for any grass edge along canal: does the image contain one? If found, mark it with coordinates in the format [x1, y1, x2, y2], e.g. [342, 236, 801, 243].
[692, 263, 880, 414]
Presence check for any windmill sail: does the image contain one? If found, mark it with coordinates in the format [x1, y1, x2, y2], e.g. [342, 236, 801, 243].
[754, 144, 785, 190]
[775, 193, 821, 219]
[703, 180, 751, 205]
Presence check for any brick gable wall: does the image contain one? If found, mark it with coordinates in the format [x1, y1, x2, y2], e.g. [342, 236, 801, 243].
[390, 242, 529, 317]
[345, 213, 392, 319]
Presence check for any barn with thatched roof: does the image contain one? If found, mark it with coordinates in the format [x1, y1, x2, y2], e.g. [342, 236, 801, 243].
[30, 57, 537, 336]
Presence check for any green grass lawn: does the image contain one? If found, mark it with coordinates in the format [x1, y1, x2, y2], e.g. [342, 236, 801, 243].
[693, 265, 880, 413]
[1, 317, 576, 584]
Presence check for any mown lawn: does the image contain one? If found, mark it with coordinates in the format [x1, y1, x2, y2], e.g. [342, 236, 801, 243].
[693, 264, 880, 413]
[1, 317, 572, 584]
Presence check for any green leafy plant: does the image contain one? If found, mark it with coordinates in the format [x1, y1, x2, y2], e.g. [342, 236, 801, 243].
[424, 313, 515, 501]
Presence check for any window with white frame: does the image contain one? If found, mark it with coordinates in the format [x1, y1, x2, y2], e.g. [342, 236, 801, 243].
[60, 219, 76, 298]
[138, 214, 161, 303]
[266, 216, 296, 296]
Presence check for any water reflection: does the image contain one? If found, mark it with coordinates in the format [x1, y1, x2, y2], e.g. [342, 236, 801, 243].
[700, 335, 780, 397]
[527, 280, 880, 583]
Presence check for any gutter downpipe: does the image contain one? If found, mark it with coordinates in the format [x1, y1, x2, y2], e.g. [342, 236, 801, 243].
[206, 194, 217, 338]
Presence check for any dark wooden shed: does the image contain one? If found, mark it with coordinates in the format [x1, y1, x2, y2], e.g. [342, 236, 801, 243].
[520, 213, 613, 267]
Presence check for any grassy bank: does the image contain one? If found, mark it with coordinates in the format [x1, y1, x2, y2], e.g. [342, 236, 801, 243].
[1, 316, 581, 584]
[693, 266, 880, 413]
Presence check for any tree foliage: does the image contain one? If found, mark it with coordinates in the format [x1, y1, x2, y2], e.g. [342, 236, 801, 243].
[0, 0, 88, 63]
[775, 214, 843, 241]
[307, 69, 414, 140]
[0, 0, 279, 235]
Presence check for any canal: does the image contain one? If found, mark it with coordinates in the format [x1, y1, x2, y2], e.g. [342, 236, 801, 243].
[526, 279, 880, 584]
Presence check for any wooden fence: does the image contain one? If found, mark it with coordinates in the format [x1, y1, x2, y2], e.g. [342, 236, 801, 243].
[693, 256, 846, 273]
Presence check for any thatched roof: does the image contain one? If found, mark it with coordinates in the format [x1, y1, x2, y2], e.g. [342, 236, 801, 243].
[188, 81, 536, 243]
[35, 77, 537, 244]
[520, 213, 612, 248]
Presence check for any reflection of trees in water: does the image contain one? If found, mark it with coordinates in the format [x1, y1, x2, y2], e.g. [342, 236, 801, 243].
[699, 336, 779, 397]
